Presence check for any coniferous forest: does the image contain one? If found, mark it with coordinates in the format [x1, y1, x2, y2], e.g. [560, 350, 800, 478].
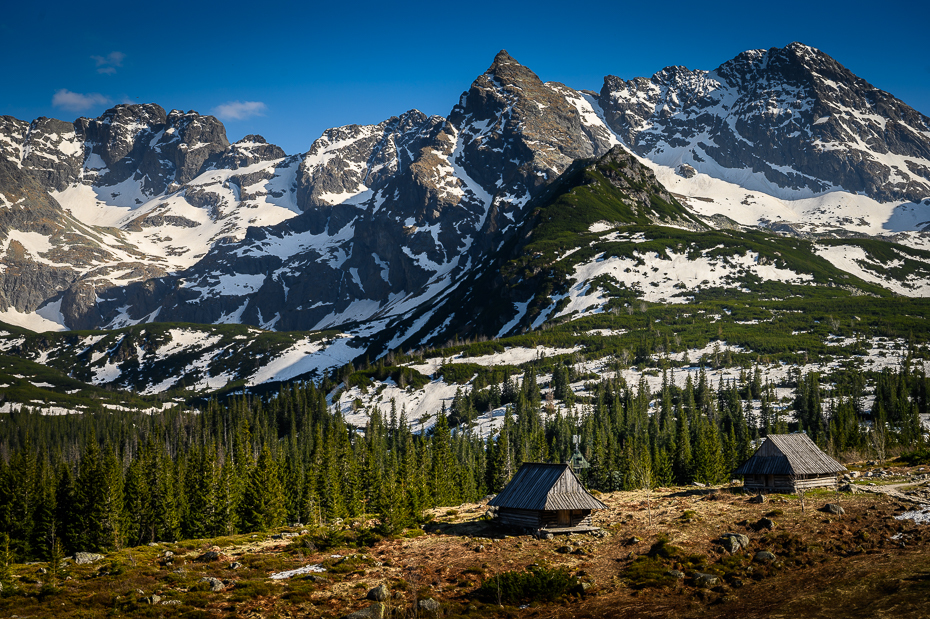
[1, 356, 927, 565]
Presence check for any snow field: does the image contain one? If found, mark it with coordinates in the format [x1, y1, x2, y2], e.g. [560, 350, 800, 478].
[0, 307, 68, 332]
[331, 335, 928, 438]
[246, 335, 359, 386]
[815, 244, 930, 296]
[554, 247, 813, 316]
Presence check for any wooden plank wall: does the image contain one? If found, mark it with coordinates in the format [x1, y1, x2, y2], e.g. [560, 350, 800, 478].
[498, 508, 542, 529]
[498, 509, 594, 530]
[743, 473, 838, 492]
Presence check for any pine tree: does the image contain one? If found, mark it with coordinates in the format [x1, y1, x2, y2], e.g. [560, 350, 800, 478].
[429, 407, 454, 507]
[2, 438, 37, 558]
[673, 406, 693, 483]
[692, 417, 725, 485]
[75, 441, 124, 552]
[54, 462, 77, 554]
[241, 444, 287, 532]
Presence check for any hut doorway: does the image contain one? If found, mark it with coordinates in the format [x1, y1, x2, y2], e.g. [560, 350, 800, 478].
[557, 510, 570, 525]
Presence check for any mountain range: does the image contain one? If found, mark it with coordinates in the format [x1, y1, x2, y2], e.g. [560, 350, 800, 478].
[2, 42, 930, 394]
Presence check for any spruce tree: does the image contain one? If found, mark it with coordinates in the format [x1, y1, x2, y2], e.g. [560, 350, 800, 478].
[241, 444, 287, 532]
[673, 406, 693, 484]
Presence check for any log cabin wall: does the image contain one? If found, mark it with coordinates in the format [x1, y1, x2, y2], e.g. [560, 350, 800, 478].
[498, 508, 542, 529]
[743, 473, 838, 492]
[498, 508, 594, 530]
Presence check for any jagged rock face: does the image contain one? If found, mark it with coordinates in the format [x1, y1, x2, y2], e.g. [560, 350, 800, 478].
[598, 42, 930, 202]
[148, 109, 230, 187]
[0, 116, 85, 191]
[219, 135, 286, 169]
[0, 155, 171, 320]
[447, 50, 600, 200]
[80, 52, 615, 333]
[0, 158, 88, 311]
[78, 104, 230, 197]
[0, 103, 295, 320]
[3, 44, 930, 343]
[296, 111, 443, 211]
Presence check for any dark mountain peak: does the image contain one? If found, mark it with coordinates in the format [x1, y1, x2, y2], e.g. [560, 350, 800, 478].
[94, 103, 168, 126]
[713, 42, 848, 90]
[238, 134, 268, 144]
[221, 134, 286, 168]
[484, 49, 539, 88]
[490, 49, 518, 68]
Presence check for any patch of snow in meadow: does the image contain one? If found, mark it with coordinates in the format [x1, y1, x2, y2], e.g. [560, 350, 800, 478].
[337, 378, 462, 433]
[92, 360, 122, 384]
[896, 508, 930, 525]
[270, 564, 325, 580]
[554, 247, 812, 315]
[408, 345, 581, 377]
[154, 329, 223, 360]
[815, 244, 930, 296]
[247, 335, 359, 386]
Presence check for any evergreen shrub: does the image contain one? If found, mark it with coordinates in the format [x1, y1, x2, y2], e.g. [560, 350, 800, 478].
[477, 565, 579, 604]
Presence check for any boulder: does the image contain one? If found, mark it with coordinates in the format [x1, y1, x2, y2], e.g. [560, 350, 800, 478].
[667, 569, 685, 579]
[195, 550, 221, 562]
[418, 598, 440, 612]
[719, 533, 749, 553]
[753, 550, 776, 563]
[229, 562, 242, 570]
[820, 504, 845, 515]
[693, 572, 718, 587]
[74, 552, 104, 565]
[719, 536, 741, 554]
[556, 545, 572, 554]
[571, 581, 592, 595]
[345, 603, 385, 619]
[366, 584, 389, 602]
[749, 494, 766, 504]
[755, 518, 775, 531]
[199, 577, 225, 592]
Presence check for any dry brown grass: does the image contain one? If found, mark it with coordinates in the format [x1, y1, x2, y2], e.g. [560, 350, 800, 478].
[2, 475, 928, 618]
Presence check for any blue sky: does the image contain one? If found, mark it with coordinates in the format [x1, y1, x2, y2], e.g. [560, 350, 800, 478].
[3, 0, 928, 156]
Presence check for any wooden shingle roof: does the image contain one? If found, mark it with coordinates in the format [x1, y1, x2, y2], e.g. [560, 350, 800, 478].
[733, 433, 846, 476]
[488, 463, 607, 511]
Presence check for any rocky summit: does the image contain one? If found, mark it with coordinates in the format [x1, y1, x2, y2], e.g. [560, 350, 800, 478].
[1, 44, 930, 369]
[597, 42, 930, 203]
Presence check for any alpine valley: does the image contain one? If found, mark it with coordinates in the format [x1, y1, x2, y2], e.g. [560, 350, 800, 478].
[2, 43, 930, 408]
[3, 41, 930, 619]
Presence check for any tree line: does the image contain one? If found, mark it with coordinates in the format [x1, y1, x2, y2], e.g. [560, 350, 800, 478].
[0, 358, 927, 565]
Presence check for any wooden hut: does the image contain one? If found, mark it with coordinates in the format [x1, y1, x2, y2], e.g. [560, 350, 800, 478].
[734, 433, 846, 493]
[488, 463, 607, 533]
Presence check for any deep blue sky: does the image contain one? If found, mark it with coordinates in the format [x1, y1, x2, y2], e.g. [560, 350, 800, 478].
[3, 0, 928, 156]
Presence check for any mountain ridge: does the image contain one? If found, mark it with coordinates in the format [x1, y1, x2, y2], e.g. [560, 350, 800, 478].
[1, 43, 929, 354]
